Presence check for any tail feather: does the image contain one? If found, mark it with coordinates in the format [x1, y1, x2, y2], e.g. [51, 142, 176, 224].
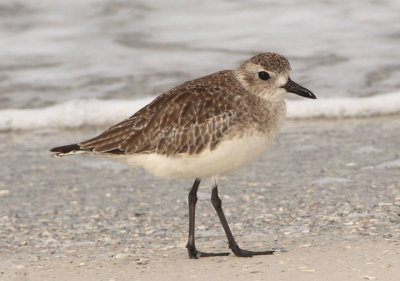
[50, 144, 82, 156]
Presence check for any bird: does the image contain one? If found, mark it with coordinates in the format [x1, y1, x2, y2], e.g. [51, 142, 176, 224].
[50, 52, 316, 259]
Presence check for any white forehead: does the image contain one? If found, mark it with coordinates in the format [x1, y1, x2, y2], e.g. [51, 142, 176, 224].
[275, 75, 288, 87]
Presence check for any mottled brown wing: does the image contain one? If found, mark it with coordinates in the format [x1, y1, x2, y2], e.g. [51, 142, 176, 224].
[79, 83, 239, 156]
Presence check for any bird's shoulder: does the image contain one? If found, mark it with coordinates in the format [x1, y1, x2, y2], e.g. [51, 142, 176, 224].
[138, 70, 246, 112]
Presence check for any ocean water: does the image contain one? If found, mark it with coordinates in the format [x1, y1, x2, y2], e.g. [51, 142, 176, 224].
[0, 0, 399, 130]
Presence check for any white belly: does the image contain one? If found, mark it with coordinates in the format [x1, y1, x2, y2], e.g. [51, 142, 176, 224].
[113, 132, 278, 179]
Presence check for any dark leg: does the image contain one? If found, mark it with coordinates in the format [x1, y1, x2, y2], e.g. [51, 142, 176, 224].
[186, 179, 230, 259]
[211, 184, 274, 257]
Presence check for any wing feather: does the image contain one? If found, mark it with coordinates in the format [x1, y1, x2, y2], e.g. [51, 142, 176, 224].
[78, 71, 245, 156]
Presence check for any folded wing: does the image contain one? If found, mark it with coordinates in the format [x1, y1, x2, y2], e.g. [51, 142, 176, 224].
[79, 85, 238, 156]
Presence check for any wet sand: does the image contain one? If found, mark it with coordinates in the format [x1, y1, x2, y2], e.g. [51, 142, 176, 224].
[0, 116, 399, 280]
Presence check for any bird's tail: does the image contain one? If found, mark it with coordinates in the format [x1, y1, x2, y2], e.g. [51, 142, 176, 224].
[50, 144, 85, 157]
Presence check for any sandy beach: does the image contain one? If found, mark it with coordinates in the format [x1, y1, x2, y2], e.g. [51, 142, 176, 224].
[0, 116, 399, 280]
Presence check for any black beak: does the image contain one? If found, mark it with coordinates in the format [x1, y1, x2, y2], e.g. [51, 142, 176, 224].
[282, 78, 316, 99]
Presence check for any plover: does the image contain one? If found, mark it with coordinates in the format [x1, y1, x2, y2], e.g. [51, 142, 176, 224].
[50, 52, 316, 259]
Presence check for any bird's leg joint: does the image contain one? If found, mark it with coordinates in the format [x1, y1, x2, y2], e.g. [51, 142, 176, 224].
[188, 189, 198, 205]
[211, 186, 222, 209]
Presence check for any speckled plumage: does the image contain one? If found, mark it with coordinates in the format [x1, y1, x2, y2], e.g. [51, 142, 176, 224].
[51, 52, 314, 179]
[246, 52, 291, 74]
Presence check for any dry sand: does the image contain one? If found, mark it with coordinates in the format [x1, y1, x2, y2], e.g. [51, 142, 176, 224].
[0, 116, 399, 280]
[1, 240, 398, 281]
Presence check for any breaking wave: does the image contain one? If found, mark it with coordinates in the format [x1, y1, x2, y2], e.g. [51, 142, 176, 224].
[1, 91, 399, 131]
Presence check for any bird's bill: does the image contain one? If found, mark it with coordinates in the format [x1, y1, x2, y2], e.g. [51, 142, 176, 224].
[282, 78, 316, 99]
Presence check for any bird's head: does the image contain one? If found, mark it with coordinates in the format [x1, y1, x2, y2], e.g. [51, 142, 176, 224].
[235, 52, 316, 101]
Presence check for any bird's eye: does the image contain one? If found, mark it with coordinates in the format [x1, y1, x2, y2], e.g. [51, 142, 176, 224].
[258, 71, 270, 81]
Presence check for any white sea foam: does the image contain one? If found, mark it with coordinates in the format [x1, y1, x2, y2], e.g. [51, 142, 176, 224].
[286, 91, 400, 119]
[0, 91, 399, 131]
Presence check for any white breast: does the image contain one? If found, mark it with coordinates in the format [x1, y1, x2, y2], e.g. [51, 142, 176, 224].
[114, 133, 274, 179]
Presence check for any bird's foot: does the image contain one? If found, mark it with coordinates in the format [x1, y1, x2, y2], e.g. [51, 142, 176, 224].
[186, 244, 230, 259]
[230, 244, 275, 257]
